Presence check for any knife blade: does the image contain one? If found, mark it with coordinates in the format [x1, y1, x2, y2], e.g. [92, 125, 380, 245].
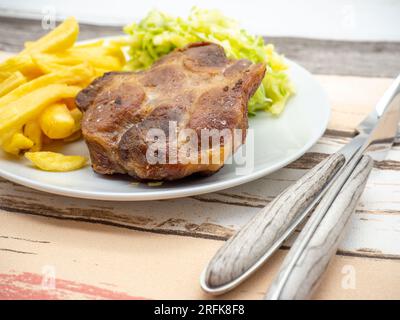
[265, 74, 400, 299]
[200, 74, 400, 296]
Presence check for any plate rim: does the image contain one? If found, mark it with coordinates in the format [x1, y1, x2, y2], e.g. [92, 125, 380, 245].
[0, 39, 330, 201]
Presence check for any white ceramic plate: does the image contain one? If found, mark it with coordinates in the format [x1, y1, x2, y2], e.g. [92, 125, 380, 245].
[0, 57, 330, 201]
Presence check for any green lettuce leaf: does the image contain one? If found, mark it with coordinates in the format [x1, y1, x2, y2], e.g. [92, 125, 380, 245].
[124, 7, 294, 115]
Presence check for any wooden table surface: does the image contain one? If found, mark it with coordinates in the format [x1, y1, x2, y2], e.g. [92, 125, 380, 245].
[0, 18, 399, 300]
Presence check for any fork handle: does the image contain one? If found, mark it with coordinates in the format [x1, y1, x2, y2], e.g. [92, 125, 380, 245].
[201, 152, 345, 294]
[265, 155, 373, 300]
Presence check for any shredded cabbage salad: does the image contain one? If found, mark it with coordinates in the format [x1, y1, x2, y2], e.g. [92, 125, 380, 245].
[124, 7, 294, 115]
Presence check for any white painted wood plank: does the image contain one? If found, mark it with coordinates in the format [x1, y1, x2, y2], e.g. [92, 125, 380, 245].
[1, 133, 399, 258]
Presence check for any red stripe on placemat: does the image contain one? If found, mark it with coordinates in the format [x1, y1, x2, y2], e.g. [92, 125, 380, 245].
[0, 272, 146, 300]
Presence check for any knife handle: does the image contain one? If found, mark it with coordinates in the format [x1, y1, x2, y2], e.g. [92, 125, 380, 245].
[201, 152, 346, 294]
[265, 155, 373, 300]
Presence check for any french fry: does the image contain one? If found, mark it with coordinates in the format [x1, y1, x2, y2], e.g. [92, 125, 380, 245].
[0, 84, 81, 143]
[31, 58, 67, 74]
[0, 54, 39, 76]
[25, 151, 87, 172]
[3, 132, 34, 155]
[94, 68, 109, 77]
[23, 120, 42, 151]
[69, 108, 83, 133]
[74, 39, 104, 49]
[39, 103, 75, 139]
[0, 17, 78, 77]
[0, 17, 126, 164]
[0, 71, 13, 81]
[70, 46, 112, 55]
[64, 44, 125, 69]
[104, 41, 126, 65]
[0, 71, 27, 97]
[107, 37, 130, 47]
[22, 17, 79, 54]
[108, 47, 126, 66]
[32, 49, 123, 71]
[24, 41, 34, 49]
[0, 64, 93, 108]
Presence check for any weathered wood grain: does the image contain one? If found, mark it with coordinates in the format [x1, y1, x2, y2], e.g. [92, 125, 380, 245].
[270, 37, 400, 78]
[0, 17, 399, 78]
[0, 132, 399, 260]
[266, 156, 374, 300]
[0, 75, 399, 259]
[0, 34, 399, 299]
[0, 94, 399, 259]
[0, 16, 399, 299]
[1, 211, 399, 299]
[204, 152, 345, 291]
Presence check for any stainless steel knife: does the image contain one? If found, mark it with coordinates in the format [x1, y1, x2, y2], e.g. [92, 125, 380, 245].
[200, 74, 400, 296]
[265, 74, 400, 299]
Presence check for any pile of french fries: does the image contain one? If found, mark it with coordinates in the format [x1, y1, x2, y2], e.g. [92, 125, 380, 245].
[0, 17, 125, 171]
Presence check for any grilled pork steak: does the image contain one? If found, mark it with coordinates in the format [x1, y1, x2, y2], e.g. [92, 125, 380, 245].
[76, 42, 265, 180]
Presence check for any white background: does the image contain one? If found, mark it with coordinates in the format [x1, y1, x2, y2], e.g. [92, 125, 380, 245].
[0, 0, 400, 41]
[0, 0, 399, 41]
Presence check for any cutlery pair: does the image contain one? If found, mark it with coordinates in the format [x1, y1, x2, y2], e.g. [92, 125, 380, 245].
[200, 74, 400, 299]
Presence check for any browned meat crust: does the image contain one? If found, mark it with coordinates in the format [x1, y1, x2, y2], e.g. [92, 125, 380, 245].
[76, 42, 265, 180]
